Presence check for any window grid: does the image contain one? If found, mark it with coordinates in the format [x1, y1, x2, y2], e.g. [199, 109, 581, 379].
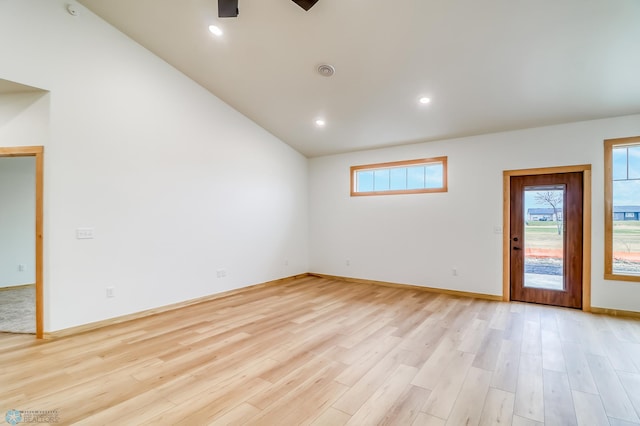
[350, 157, 448, 196]
[605, 136, 640, 282]
[612, 146, 640, 182]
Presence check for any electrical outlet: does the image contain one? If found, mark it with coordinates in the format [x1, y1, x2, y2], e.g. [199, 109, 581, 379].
[18, 264, 25, 272]
[216, 269, 227, 278]
[284, 259, 289, 267]
[452, 268, 458, 276]
[346, 258, 351, 266]
[106, 287, 115, 298]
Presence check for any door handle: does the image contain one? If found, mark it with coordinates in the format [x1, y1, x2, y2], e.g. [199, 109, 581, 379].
[513, 246, 521, 250]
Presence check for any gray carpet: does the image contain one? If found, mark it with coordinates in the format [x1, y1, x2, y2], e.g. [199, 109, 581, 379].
[0, 286, 35, 334]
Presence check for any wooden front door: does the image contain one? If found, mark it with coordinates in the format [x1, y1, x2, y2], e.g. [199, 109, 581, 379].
[510, 172, 583, 309]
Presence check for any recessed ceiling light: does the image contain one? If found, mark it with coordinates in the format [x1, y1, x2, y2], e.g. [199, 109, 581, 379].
[419, 97, 431, 105]
[315, 119, 326, 127]
[208, 25, 223, 37]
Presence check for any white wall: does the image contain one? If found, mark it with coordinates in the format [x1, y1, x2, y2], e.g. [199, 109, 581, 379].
[0, 0, 309, 331]
[0, 1, 636, 333]
[0, 91, 49, 146]
[309, 114, 640, 312]
[0, 91, 50, 147]
[0, 157, 36, 287]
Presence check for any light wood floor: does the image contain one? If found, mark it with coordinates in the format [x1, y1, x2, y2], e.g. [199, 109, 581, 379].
[2, 276, 640, 425]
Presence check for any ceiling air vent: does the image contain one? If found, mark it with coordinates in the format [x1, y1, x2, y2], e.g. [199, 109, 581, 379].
[317, 64, 335, 77]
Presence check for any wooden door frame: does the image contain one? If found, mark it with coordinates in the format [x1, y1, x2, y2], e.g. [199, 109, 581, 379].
[0, 146, 44, 338]
[503, 165, 592, 312]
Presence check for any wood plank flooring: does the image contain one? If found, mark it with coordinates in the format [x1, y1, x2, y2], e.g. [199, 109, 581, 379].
[1, 276, 639, 425]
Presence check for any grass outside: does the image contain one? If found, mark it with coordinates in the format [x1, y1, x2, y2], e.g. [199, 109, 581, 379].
[525, 222, 563, 251]
[610, 222, 640, 274]
[525, 220, 640, 253]
[611, 221, 640, 255]
[524, 220, 640, 273]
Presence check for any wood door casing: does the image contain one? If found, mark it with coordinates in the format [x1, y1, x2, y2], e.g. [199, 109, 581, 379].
[0, 146, 44, 338]
[510, 172, 583, 309]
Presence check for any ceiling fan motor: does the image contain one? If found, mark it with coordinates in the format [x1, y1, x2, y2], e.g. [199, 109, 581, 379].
[218, 0, 319, 17]
[291, 0, 319, 11]
[218, 0, 238, 17]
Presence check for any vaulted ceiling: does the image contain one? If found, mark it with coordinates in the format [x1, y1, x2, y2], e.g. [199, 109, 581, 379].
[78, 0, 640, 157]
[0, 79, 44, 95]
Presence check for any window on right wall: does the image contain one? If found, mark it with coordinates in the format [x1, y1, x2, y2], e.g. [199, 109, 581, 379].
[605, 136, 640, 281]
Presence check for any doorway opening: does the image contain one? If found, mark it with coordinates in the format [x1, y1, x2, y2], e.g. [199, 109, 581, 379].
[0, 146, 43, 338]
[503, 165, 591, 310]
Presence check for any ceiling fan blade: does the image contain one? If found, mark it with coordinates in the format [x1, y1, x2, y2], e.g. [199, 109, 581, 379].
[292, 0, 319, 11]
[218, 0, 238, 17]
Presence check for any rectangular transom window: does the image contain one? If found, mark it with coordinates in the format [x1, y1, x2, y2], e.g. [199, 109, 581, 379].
[605, 136, 640, 282]
[351, 157, 448, 196]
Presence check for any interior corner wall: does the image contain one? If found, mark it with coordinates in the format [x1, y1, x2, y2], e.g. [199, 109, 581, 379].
[0, 91, 50, 146]
[0, 0, 309, 332]
[0, 157, 36, 287]
[309, 114, 640, 313]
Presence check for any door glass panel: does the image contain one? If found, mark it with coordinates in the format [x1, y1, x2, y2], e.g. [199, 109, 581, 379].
[523, 185, 565, 290]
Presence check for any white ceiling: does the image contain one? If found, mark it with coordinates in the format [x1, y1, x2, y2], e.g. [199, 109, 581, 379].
[78, 0, 640, 157]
